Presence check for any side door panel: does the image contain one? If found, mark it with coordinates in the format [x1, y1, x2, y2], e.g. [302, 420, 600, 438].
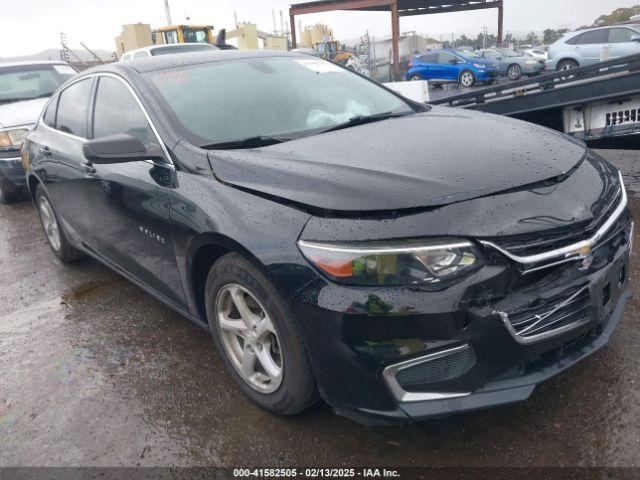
[86, 75, 187, 309]
[32, 78, 97, 246]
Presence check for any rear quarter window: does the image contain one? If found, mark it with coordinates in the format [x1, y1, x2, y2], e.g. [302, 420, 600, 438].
[55, 78, 92, 137]
[42, 95, 58, 127]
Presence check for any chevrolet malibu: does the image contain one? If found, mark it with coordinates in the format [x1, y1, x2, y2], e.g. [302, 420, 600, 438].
[23, 51, 633, 425]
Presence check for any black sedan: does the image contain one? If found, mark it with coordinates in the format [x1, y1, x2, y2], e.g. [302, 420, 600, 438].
[22, 51, 633, 425]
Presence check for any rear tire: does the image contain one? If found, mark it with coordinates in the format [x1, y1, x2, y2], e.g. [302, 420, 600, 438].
[35, 184, 85, 263]
[0, 173, 20, 204]
[205, 252, 318, 416]
[459, 70, 476, 87]
[557, 59, 578, 72]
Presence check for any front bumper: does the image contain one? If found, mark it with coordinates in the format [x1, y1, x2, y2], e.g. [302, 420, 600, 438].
[366, 288, 628, 425]
[0, 150, 26, 187]
[475, 68, 499, 80]
[291, 213, 632, 425]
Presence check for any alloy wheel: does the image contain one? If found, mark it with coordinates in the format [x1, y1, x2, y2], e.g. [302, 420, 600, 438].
[38, 196, 61, 251]
[215, 284, 283, 393]
[460, 71, 474, 87]
[508, 65, 521, 80]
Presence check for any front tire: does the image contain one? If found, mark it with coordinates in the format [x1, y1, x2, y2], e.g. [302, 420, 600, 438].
[205, 252, 318, 415]
[409, 73, 422, 81]
[507, 64, 522, 80]
[35, 185, 85, 262]
[459, 70, 476, 87]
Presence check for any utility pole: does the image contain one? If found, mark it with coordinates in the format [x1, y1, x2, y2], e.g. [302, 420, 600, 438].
[60, 32, 70, 63]
[481, 26, 488, 49]
[164, 0, 172, 25]
[272, 9, 277, 35]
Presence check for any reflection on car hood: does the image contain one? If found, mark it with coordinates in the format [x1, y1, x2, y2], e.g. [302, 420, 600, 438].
[0, 97, 48, 129]
[209, 107, 587, 213]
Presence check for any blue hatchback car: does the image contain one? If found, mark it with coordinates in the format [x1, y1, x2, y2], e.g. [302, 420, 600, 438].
[406, 49, 499, 87]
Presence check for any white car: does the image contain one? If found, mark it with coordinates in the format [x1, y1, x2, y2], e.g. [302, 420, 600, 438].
[120, 43, 218, 61]
[523, 48, 548, 61]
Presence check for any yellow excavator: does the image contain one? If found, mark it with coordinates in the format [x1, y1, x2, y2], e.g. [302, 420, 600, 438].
[314, 40, 354, 65]
[155, 25, 216, 45]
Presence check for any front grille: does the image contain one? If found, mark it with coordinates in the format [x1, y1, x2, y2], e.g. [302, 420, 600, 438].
[505, 285, 592, 339]
[396, 347, 476, 388]
[486, 177, 622, 258]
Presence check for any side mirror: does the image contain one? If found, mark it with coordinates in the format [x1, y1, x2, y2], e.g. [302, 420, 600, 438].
[631, 34, 640, 42]
[449, 59, 459, 64]
[83, 133, 164, 164]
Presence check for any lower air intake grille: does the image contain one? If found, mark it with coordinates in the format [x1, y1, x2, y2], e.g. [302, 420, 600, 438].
[507, 285, 592, 339]
[396, 347, 476, 387]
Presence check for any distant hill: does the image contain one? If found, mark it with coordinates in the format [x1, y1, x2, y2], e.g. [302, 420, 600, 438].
[0, 48, 114, 63]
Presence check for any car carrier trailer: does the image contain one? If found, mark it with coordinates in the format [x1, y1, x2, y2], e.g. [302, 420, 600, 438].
[430, 52, 640, 145]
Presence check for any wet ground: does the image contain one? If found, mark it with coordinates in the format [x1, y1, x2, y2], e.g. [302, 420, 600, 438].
[0, 150, 639, 467]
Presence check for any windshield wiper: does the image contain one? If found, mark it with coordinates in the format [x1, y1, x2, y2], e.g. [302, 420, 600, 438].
[201, 135, 290, 150]
[0, 97, 26, 105]
[317, 111, 413, 134]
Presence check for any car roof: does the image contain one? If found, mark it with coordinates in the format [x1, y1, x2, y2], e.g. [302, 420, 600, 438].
[87, 50, 307, 75]
[0, 60, 70, 69]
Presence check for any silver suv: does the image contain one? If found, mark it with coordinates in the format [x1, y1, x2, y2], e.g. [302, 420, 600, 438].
[546, 25, 640, 71]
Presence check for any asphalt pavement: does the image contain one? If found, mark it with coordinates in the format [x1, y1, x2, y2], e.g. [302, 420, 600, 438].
[0, 150, 638, 467]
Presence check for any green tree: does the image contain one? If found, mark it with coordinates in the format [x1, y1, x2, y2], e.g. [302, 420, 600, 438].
[594, 5, 640, 26]
[526, 31, 540, 46]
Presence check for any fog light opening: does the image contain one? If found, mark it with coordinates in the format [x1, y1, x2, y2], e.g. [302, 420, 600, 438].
[602, 283, 611, 308]
[619, 264, 627, 287]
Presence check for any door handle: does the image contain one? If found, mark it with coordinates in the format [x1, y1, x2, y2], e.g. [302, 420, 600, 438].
[81, 162, 96, 174]
[40, 146, 52, 156]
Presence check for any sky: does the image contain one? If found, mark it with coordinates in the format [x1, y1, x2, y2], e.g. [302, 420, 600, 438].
[1, 0, 638, 58]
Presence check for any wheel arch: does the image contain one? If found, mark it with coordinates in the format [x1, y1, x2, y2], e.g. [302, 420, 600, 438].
[556, 57, 579, 69]
[186, 232, 272, 324]
[27, 174, 42, 204]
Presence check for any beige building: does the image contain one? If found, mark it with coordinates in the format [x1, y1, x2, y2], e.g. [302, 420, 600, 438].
[300, 24, 333, 47]
[115, 23, 153, 57]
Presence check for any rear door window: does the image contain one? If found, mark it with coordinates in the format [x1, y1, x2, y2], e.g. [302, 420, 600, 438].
[418, 53, 437, 63]
[56, 78, 92, 137]
[571, 29, 608, 45]
[92, 76, 156, 147]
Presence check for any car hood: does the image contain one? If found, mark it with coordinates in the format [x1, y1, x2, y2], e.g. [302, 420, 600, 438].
[0, 97, 48, 129]
[209, 107, 587, 213]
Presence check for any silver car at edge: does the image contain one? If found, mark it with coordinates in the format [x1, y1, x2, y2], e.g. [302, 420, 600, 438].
[476, 48, 544, 80]
[0, 61, 76, 203]
[546, 24, 640, 71]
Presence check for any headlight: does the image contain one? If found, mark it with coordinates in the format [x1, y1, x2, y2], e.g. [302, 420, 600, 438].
[0, 128, 29, 150]
[473, 63, 486, 69]
[298, 239, 483, 286]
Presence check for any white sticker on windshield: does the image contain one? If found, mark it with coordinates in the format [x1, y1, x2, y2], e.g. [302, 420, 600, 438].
[295, 58, 344, 73]
[53, 65, 76, 75]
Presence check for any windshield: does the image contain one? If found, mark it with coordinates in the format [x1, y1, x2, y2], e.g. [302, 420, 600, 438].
[456, 49, 481, 59]
[145, 56, 414, 146]
[0, 64, 76, 104]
